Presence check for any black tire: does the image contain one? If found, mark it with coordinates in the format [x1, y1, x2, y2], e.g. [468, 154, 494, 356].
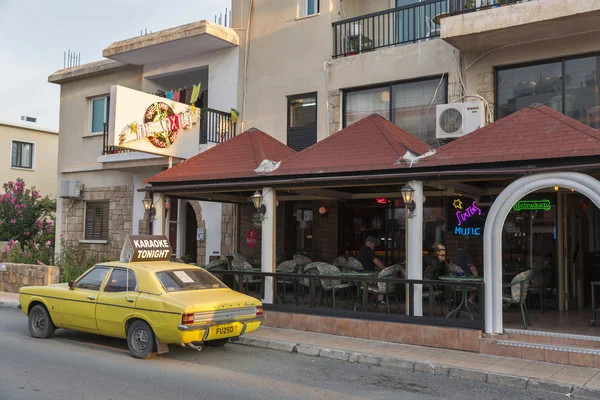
[204, 338, 229, 347]
[28, 304, 55, 339]
[127, 320, 156, 359]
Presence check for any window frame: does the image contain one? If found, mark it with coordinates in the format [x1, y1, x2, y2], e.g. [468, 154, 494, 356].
[103, 268, 138, 293]
[89, 95, 110, 136]
[494, 52, 600, 123]
[83, 201, 110, 241]
[342, 75, 449, 132]
[287, 92, 318, 151]
[298, 0, 319, 18]
[10, 140, 35, 170]
[75, 266, 111, 291]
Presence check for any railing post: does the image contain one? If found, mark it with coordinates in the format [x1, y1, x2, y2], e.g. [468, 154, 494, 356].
[200, 108, 207, 144]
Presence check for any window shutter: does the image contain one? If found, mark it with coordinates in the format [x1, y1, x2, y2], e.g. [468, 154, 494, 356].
[85, 202, 109, 240]
[288, 124, 317, 152]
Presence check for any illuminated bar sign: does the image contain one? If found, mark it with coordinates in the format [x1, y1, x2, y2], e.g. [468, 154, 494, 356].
[449, 199, 487, 237]
[513, 199, 551, 212]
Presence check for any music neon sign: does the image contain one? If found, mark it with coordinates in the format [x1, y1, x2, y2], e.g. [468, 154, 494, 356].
[452, 200, 483, 236]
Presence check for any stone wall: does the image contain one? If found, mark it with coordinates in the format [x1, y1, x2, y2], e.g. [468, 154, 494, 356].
[0, 263, 60, 293]
[61, 185, 133, 261]
[221, 203, 236, 258]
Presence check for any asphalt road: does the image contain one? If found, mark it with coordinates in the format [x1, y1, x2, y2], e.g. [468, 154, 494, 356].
[0, 308, 566, 400]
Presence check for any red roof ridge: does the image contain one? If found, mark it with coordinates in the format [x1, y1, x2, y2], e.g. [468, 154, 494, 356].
[534, 104, 600, 143]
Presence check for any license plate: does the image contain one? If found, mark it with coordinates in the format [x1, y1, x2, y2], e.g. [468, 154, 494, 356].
[206, 323, 241, 340]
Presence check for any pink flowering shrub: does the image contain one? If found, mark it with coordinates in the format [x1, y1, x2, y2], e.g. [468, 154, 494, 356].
[0, 179, 55, 265]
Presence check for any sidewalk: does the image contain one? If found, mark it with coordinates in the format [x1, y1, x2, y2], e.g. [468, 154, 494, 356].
[237, 326, 600, 399]
[0, 292, 19, 309]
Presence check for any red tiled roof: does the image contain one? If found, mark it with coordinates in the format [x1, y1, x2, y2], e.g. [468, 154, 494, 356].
[419, 104, 600, 167]
[272, 114, 432, 176]
[146, 128, 296, 183]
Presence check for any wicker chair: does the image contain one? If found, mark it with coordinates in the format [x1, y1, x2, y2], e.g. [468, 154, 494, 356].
[367, 265, 403, 313]
[206, 258, 230, 271]
[293, 254, 312, 270]
[332, 256, 349, 270]
[296, 262, 319, 306]
[503, 269, 533, 329]
[276, 260, 297, 304]
[347, 257, 363, 271]
[230, 260, 262, 295]
[314, 263, 355, 308]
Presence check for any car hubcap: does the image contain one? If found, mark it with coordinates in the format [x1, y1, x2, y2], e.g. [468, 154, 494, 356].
[32, 313, 45, 333]
[133, 328, 148, 352]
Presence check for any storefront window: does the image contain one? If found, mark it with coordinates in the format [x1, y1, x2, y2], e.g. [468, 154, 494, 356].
[344, 77, 447, 145]
[496, 53, 600, 129]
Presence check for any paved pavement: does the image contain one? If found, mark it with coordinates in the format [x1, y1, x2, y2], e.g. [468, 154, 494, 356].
[0, 291, 19, 309]
[0, 307, 574, 400]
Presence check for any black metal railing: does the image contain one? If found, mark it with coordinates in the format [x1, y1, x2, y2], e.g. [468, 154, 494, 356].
[332, 0, 447, 58]
[209, 269, 485, 330]
[102, 123, 131, 155]
[449, 0, 531, 15]
[200, 108, 236, 145]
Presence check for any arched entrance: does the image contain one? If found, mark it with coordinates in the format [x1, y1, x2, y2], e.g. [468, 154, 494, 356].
[484, 172, 600, 334]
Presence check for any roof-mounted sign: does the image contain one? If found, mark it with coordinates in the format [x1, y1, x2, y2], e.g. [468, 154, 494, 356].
[120, 235, 172, 263]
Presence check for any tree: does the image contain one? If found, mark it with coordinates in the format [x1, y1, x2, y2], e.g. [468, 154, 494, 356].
[0, 178, 55, 248]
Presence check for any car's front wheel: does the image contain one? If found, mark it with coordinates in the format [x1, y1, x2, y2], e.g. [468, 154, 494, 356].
[28, 304, 55, 339]
[127, 320, 156, 359]
[204, 338, 229, 347]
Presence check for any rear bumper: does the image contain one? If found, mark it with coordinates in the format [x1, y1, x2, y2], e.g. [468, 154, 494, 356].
[178, 316, 263, 332]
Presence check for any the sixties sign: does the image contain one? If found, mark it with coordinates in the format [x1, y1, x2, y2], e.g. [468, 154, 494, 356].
[108, 85, 200, 159]
[120, 235, 172, 263]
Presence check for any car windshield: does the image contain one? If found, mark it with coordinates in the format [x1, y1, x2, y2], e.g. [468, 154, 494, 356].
[156, 268, 226, 292]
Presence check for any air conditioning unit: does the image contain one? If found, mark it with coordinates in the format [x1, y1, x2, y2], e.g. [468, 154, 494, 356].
[59, 180, 84, 199]
[436, 101, 485, 139]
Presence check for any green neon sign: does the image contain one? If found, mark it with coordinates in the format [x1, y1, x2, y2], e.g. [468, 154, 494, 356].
[513, 200, 551, 212]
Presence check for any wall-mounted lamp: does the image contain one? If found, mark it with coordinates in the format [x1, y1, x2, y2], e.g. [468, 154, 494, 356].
[251, 191, 267, 218]
[142, 192, 155, 233]
[164, 197, 171, 211]
[318, 206, 327, 217]
[400, 184, 416, 213]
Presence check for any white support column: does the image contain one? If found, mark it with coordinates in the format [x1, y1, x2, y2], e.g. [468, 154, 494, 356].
[408, 180, 423, 316]
[261, 187, 276, 304]
[152, 193, 165, 236]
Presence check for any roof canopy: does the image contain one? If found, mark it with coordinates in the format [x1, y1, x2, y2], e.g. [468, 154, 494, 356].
[146, 128, 296, 184]
[421, 104, 600, 167]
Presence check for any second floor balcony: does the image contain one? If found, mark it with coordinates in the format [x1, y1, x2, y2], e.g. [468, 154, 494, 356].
[441, 0, 600, 52]
[333, 0, 447, 58]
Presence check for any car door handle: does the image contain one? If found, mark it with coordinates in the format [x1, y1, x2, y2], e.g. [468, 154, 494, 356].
[126, 298, 135, 303]
[87, 296, 96, 301]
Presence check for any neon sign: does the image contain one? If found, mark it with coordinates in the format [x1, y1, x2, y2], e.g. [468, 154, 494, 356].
[456, 201, 482, 226]
[513, 199, 551, 212]
[454, 227, 481, 236]
[376, 198, 387, 204]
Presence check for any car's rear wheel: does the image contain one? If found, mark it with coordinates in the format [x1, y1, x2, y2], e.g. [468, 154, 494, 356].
[127, 320, 156, 359]
[204, 338, 229, 347]
[28, 304, 55, 339]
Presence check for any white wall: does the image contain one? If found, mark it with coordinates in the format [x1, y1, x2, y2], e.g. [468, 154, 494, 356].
[200, 201, 222, 265]
[143, 47, 239, 112]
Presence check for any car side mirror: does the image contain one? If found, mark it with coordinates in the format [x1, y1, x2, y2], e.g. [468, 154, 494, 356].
[68, 280, 75, 290]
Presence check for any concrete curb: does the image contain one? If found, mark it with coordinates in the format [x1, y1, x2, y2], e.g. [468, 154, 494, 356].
[236, 336, 600, 399]
[0, 300, 19, 310]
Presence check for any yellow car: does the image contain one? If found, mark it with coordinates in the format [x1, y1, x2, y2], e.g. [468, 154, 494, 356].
[19, 261, 263, 359]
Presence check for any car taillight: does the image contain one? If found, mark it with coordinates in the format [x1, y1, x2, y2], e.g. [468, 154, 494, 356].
[181, 313, 195, 325]
[256, 306, 263, 316]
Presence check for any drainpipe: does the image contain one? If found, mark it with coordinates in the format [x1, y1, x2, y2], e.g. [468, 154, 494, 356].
[240, 0, 254, 134]
[324, 61, 332, 136]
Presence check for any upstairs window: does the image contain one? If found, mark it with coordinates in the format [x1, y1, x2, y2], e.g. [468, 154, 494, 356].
[90, 96, 110, 135]
[287, 93, 317, 151]
[11, 141, 34, 169]
[300, 0, 319, 17]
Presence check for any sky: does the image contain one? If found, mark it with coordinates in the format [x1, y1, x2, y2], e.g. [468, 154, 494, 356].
[0, 0, 231, 131]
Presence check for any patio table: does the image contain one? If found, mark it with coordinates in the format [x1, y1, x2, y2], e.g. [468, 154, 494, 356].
[339, 271, 379, 311]
[439, 275, 483, 320]
[589, 281, 600, 327]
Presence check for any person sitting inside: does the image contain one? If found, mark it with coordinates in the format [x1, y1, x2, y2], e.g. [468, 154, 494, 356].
[356, 236, 385, 271]
[451, 242, 479, 306]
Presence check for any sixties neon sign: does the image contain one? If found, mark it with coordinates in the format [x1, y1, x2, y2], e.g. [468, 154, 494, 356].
[452, 199, 483, 236]
[456, 201, 482, 226]
[513, 199, 551, 212]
